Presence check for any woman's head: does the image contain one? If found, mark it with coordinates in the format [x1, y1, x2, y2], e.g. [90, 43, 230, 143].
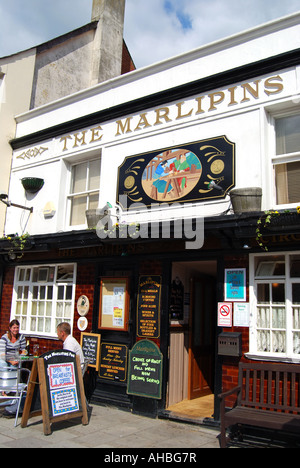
[8, 319, 20, 340]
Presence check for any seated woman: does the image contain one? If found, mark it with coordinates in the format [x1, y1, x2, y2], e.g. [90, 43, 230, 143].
[0, 319, 27, 368]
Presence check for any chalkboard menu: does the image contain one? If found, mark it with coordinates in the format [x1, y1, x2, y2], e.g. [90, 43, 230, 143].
[127, 340, 163, 400]
[99, 342, 128, 382]
[80, 332, 101, 371]
[137, 276, 161, 339]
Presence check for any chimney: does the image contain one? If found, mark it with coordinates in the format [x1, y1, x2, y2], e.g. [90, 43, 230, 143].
[91, 0, 126, 84]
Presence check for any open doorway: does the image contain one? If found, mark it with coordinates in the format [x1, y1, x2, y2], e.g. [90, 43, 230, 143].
[167, 261, 217, 420]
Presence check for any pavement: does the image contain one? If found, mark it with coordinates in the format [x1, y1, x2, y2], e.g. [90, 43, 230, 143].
[0, 403, 298, 449]
[0, 403, 221, 449]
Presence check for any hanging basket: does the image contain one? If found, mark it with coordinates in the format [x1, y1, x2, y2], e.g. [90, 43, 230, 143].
[21, 177, 44, 194]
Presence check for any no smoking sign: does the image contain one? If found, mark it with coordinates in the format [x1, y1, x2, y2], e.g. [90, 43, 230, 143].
[218, 302, 232, 327]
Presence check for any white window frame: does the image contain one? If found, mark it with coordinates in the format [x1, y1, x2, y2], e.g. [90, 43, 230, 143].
[270, 108, 300, 210]
[66, 156, 101, 229]
[249, 251, 300, 363]
[11, 263, 77, 339]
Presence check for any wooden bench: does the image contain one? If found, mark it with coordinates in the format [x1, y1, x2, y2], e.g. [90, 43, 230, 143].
[219, 362, 300, 448]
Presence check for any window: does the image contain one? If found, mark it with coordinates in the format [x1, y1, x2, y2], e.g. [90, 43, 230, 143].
[273, 113, 300, 205]
[250, 253, 300, 360]
[68, 158, 101, 226]
[12, 264, 76, 338]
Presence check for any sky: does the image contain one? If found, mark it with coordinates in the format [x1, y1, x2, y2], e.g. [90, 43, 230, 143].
[0, 0, 299, 69]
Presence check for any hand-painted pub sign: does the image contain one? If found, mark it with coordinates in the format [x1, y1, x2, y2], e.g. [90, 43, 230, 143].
[117, 135, 235, 210]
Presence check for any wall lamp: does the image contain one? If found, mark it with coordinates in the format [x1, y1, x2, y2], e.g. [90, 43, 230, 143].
[208, 180, 225, 194]
[0, 193, 33, 213]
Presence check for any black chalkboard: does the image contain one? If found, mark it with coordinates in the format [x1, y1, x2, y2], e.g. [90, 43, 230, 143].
[80, 333, 101, 371]
[137, 276, 161, 339]
[127, 340, 163, 400]
[99, 342, 128, 382]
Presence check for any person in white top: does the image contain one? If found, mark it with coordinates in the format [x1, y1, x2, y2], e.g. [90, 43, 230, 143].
[57, 322, 85, 368]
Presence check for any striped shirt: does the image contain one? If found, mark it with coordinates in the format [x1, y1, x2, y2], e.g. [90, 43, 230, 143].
[0, 334, 26, 361]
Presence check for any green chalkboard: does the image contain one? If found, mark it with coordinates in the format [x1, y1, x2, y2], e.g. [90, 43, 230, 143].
[127, 340, 163, 400]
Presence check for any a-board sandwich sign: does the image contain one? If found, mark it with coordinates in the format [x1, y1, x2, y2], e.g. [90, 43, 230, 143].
[21, 349, 88, 435]
[44, 350, 81, 417]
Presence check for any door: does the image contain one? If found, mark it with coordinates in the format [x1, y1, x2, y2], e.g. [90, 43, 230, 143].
[188, 276, 216, 399]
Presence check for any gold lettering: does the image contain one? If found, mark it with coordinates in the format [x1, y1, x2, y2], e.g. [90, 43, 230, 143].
[264, 75, 284, 96]
[241, 80, 261, 102]
[195, 96, 205, 114]
[115, 117, 133, 136]
[60, 135, 72, 151]
[73, 130, 87, 147]
[154, 107, 172, 125]
[135, 113, 151, 131]
[208, 91, 225, 111]
[90, 125, 103, 143]
[228, 86, 238, 106]
[176, 101, 193, 119]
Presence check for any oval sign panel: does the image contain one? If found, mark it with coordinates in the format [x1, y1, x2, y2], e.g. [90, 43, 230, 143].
[142, 149, 202, 202]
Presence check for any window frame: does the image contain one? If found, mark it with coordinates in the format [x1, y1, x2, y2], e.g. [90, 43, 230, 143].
[249, 251, 300, 362]
[66, 156, 101, 228]
[270, 109, 300, 209]
[12, 263, 77, 339]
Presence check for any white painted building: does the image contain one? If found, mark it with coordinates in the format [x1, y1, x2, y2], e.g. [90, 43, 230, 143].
[1, 12, 300, 422]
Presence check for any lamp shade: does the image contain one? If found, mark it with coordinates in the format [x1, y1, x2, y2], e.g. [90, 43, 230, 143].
[21, 177, 44, 194]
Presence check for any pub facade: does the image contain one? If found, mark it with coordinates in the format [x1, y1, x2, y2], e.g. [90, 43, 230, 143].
[0, 13, 300, 421]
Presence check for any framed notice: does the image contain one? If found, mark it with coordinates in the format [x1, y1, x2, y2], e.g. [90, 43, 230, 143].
[225, 268, 246, 302]
[99, 277, 130, 331]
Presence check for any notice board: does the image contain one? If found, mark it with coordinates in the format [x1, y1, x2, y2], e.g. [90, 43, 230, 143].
[137, 276, 161, 339]
[80, 332, 101, 371]
[99, 277, 130, 331]
[127, 340, 163, 400]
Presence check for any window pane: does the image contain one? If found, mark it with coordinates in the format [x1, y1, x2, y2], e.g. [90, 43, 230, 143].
[276, 114, 300, 155]
[257, 284, 270, 303]
[272, 283, 285, 303]
[291, 256, 300, 277]
[275, 161, 300, 204]
[257, 330, 270, 352]
[255, 257, 285, 277]
[88, 159, 101, 190]
[72, 162, 87, 193]
[70, 195, 87, 226]
[292, 284, 300, 304]
[88, 193, 99, 210]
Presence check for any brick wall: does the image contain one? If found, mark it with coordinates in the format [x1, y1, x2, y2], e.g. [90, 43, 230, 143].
[221, 255, 250, 399]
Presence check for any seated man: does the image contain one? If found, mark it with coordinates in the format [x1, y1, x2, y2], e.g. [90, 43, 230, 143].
[57, 322, 85, 369]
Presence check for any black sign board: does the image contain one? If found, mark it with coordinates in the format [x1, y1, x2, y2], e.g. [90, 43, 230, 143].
[137, 276, 161, 339]
[80, 332, 101, 371]
[127, 340, 163, 400]
[117, 136, 235, 210]
[99, 342, 128, 382]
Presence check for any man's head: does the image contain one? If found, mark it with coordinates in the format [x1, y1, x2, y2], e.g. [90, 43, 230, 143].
[57, 322, 71, 342]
